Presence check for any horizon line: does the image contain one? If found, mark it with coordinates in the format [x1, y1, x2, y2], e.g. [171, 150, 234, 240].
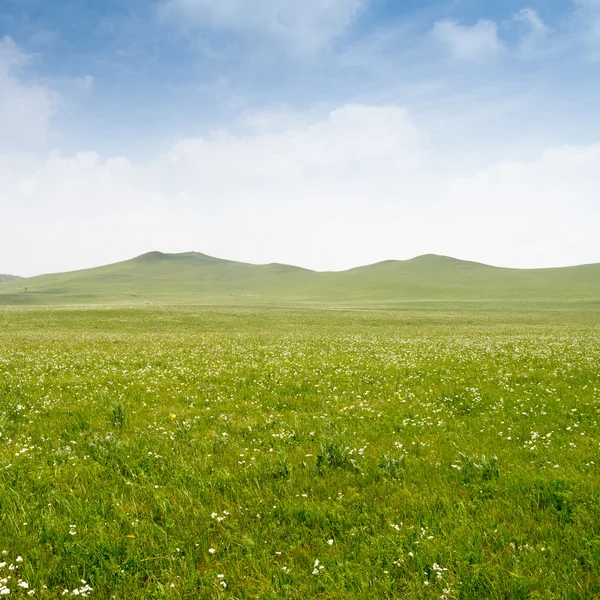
[6, 250, 600, 280]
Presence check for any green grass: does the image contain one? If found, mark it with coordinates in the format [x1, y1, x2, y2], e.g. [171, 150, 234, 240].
[0, 275, 20, 284]
[0, 304, 599, 598]
[1, 251, 599, 305]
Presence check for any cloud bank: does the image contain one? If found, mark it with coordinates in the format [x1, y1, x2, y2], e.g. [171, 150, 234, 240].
[432, 19, 503, 60]
[2, 104, 599, 276]
[2, 5, 600, 277]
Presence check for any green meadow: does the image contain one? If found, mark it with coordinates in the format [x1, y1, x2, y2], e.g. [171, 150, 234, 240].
[1, 303, 599, 598]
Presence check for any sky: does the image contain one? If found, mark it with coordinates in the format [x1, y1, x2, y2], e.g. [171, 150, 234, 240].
[1, 0, 600, 276]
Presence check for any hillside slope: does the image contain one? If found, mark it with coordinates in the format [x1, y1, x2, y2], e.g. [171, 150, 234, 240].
[0, 274, 21, 284]
[0, 251, 598, 305]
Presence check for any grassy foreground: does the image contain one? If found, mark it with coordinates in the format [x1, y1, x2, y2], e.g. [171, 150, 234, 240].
[0, 305, 599, 598]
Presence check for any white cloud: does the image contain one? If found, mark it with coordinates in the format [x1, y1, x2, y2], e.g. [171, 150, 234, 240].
[158, 0, 365, 53]
[1, 104, 599, 276]
[437, 144, 600, 266]
[572, 0, 600, 58]
[0, 36, 59, 150]
[513, 8, 551, 58]
[431, 10, 555, 62]
[432, 19, 503, 60]
[514, 8, 548, 35]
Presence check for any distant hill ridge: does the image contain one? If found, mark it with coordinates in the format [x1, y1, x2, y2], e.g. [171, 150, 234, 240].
[0, 251, 598, 306]
[0, 274, 21, 283]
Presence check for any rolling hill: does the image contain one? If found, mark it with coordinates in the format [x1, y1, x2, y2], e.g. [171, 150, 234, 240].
[0, 251, 598, 306]
[0, 274, 21, 284]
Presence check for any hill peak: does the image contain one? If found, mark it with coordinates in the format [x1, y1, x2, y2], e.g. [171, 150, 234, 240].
[407, 254, 490, 268]
[133, 251, 222, 263]
[134, 251, 168, 262]
[410, 253, 455, 262]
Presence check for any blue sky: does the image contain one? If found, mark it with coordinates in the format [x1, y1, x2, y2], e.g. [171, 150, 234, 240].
[1, 0, 600, 275]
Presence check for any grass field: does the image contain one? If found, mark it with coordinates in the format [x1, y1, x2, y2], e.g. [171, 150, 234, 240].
[1, 304, 599, 598]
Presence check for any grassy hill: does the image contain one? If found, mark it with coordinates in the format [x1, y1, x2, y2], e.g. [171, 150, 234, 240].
[0, 274, 21, 283]
[0, 251, 599, 306]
